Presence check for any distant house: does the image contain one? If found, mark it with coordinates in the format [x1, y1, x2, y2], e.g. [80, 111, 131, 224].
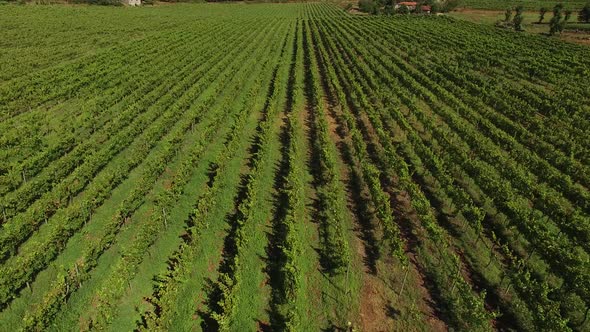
[123, 0, 141, 6]
[394, 1, 431, 13]
[395, 1, 417, 10]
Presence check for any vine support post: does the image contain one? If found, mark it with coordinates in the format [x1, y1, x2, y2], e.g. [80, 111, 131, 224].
[75, 263, 81, 288]
[346, 260, 352, 321]
[485, 244, 495, 268]
[345, 260, 351, 297]
[450, 267, 460, 294]
[163, 208, 168, 229]
[399, 267, 409, 297]
[504, 282, 512, 296]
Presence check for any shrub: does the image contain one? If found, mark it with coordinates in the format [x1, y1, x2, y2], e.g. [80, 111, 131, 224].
[504, 8, 513, 21]
[397, 4, 410, 14]
[513, 6, 525, 31]
[579, 3, 590, 22]
[358, 0, 377, 13]
[549, 3, 565, 35]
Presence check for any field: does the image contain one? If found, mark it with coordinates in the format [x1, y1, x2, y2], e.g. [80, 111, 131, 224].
[1, 3, 590, 331]
[447, 8, 590, 45]
[458, 0, 588, 10]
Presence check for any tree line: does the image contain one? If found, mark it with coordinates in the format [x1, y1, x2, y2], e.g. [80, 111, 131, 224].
[498, 2, 590, 34]
[357, 0, 461, 15]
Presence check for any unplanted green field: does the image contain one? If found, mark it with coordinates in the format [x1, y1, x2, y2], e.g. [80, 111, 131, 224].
[449, 9, 590, 45]
[458, 0, 587, 10]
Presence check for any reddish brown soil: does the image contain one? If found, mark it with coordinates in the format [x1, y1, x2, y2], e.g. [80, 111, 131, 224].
[320, 97, 393, 331]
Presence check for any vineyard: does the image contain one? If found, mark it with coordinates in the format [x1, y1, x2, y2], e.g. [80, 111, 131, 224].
[1, 3, 590, 331]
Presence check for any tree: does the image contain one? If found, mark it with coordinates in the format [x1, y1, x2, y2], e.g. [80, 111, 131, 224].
[415, 2, 423, 13]
[559, 9, 572, 33]
[539, 7, 548, 23]
[358, 0, 377, 14]
[579, 3, 590, 22]
[505, 8, 513, 22]
[562, 9, 573, 32]
[397, 4, 410, 14]
[513, 5, 525, 31]
[383, 4, 395, 15]
[431, 2, 443, 13]
[382, 0, 395, 15]
[550, 3, 564, 35]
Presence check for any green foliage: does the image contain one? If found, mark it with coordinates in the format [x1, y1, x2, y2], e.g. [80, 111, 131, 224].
[539, 7, 548, 22]
[71, 0, 122, 5]
[415, 2, 424, 13]
[494, 6, 524, 30]
[579, 3, 590, 22]
[513, 5, 525, 30]
[431, 1, 444, 13]
[397, 4, 410, 14]
[504, 8, 513, 21]
[358, 0, 457, 15]
[358, 0, 378, 14]
[550, 3, 566, 34]
[460, 0, 586, 10]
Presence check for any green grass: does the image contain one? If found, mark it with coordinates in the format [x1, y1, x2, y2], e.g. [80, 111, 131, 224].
[166, 139, 255, 331]
[458, 0, 588, 10]
[229, 54, 290, 332]
[449, 9, 590, 44]
[48, 94, 233, 330]
[106, 138, 227, 332]
[567, 21, 590, 30]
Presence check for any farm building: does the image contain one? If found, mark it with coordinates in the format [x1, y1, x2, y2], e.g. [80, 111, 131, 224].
[395, 2, 432, 12]
[395, 1, 417, 10]
[123, 0, 141, 6]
